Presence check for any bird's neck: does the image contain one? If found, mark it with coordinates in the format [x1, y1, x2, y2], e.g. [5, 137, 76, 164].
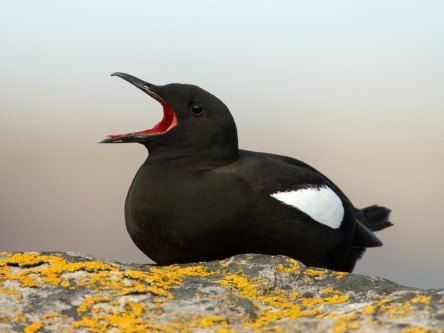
[144, 141, 240, 167]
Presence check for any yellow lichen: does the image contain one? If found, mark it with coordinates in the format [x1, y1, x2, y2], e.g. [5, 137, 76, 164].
[127, 301, 145, 317]
[0, 286, 18, 296]
[194, 315, 227, 327]
[336, 271, 348, 280]
[347, 321, 360, 330]
[305, 268, 324, 277]
[41, 311, 60, 319]
[324, 294, 349, 304]
[216, 329, 236, 333]
[71, 300, 152, 332]
[77, 296, 109, 313]
[276, 258, 300, 273]
[220, 273, 303, 327]
[123, 264, 210, 299]
[401, 327, 429, 333]
[19, 276, 39, 288]
[301, 297, 324, 307]
[0, 252, 119, 291]
[333, 318, 361, 333]
[289, 291, 299, 299]
[321, 286, 334, 294]
[0, 253, 46, 268]
[363, 305, 376, 314]
[411, 295, 430, 305]
[333, 319, 347, 333]
[301, 294, 349, 307]
[24, 321, 42, 333]
[220, 274, 258, 299]
[380, 301, 413, 318]
[14, 311, 25, 323]
[60, 280, 70, 288]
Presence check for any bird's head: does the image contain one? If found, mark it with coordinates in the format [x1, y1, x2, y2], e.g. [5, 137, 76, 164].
[100, 73, 238, 161]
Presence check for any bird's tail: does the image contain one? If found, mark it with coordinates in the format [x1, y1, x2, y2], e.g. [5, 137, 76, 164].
[358, 205, 393, 232]
[351, 205, 392, 248]
[333, 205, 393, 272]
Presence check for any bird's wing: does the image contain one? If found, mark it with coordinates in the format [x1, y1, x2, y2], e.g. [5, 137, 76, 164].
[212, 150, 383, 271]
[216, 150, 354, 231]
[247, 151, 385, 248]
[218, 150, 384, 250]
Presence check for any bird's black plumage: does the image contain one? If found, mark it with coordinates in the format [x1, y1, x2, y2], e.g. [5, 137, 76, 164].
[101, 73, 392, 272]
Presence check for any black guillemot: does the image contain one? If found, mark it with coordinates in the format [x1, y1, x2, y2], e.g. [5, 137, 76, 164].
[100, 72, 393, 272]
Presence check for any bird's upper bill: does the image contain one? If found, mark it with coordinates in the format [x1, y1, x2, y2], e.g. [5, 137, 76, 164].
[99, 72, 177, 143]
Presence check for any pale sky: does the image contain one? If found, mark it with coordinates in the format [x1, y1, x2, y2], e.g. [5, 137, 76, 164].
[1, 1, 443, 288]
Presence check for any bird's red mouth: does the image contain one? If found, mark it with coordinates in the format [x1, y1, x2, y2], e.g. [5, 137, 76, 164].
[105, 102, 177, 142]
[100, 72, 178, 143]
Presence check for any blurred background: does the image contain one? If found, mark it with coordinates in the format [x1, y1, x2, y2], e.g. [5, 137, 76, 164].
[1, 1, 443, 288]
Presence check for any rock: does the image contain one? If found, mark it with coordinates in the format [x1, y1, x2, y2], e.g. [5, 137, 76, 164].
[0, 251, 442, 332]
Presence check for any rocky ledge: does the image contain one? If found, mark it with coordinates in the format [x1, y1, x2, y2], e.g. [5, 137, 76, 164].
[0, 252, 442, 332]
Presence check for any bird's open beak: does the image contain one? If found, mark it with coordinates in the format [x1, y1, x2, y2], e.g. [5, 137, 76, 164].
[99, 72, 177, 143]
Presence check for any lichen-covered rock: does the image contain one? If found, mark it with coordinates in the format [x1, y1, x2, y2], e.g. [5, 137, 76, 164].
[0, 252, 442, 332]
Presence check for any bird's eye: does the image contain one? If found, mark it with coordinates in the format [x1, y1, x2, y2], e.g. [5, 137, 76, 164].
[189, 103, 204, 117]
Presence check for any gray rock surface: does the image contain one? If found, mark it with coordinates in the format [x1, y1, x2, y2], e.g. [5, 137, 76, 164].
[0, 251, 442, 332]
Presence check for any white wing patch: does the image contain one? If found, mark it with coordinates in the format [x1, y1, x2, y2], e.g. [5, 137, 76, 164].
[271, 186, 344, 229]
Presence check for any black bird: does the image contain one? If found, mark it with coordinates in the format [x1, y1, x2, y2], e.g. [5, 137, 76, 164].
[101, 72, 392, 272]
